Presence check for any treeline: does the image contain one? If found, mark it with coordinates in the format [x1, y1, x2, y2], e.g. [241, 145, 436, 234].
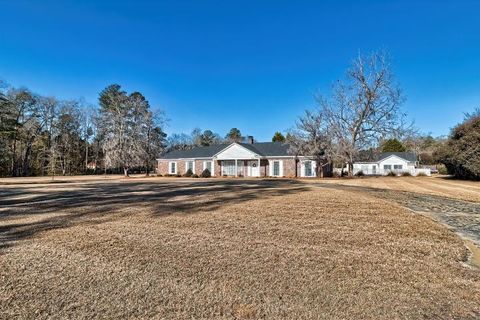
[167, 127, 262, 151]
[435, 110, 480, 180]
[2, 51, 477, 180]
[0, 82, 166, 177]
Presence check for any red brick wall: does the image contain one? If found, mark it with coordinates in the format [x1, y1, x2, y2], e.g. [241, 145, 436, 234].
[194, 160, 203, 175]
[265, 158, 297, 177]
[193, 160, 216, 176]
[158, 158, 299, 177]
[158, 159, 219, 176]
[213, 160, 222, 177]
[157, 160, 186, 175]
[157, 160, 169, 175]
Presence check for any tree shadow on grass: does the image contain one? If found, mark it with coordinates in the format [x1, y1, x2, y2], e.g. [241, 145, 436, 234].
[310, 182, 480, 245]
[0, 179, 310, 250]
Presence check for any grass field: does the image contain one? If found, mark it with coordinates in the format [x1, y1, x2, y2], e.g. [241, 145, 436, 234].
[1, 176, 480, 319]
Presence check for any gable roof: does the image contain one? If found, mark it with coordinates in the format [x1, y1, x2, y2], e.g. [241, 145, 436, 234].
[159, 142, 291, 159]
[378, 152, 417, 162]
[159, 144, 230, 159]
[239, 142, 291, 157]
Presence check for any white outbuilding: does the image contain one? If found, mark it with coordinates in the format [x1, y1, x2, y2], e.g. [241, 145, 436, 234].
[353, 152, 431, 176]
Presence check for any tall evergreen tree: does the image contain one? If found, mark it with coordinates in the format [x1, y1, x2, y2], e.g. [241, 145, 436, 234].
[225, 128, 243, 143]
[381, 138, 406, 152]
[272, 131, 286, 142]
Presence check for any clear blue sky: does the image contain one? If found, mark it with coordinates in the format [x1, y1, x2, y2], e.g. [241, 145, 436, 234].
[1, 0, 479, 141]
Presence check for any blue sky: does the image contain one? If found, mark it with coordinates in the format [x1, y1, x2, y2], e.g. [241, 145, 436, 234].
[1, 0, 479, 141]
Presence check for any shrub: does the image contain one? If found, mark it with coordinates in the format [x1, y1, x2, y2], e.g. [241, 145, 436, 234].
[416, 172, 427, 177]
[354, 170, 364, 176]
[437, 164, 448, 175]
[437, 111, 480, 179]
[192, 174, 199, 178]
[386, 171, 397, 177]
[401, 172, 412, 176]
[201, 168, 211, 178]
[175, 174, 182, 177]
[183, 168, 193, 177]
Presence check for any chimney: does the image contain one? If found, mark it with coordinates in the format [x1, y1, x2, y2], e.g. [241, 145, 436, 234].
[247, 136, 254, 144]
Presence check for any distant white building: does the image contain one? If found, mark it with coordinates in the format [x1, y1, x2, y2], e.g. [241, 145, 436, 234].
[353, 152, 431, 176]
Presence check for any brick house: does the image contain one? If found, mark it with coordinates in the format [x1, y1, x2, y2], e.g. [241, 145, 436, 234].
[157, 139, 325, 178]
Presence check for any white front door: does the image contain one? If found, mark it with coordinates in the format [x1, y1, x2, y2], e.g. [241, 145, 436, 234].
[247, 160, 259, 177]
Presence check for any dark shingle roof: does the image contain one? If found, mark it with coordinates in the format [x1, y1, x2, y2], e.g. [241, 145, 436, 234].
[159, 142, 291, 159]
[160, 144, 230, 159]
[238, 142, 291, 157]
[378, 152, 417, 162]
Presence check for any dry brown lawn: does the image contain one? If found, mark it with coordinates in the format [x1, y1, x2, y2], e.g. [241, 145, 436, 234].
[314, 175, 480, 203]
[1, 177, 480, 319]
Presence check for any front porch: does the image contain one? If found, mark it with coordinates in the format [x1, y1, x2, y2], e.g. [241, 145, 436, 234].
[217, 159, 266, 177]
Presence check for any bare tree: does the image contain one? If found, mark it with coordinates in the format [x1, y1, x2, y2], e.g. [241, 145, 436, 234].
[142, 110, 166, 176]
[167, 133, 194, 151]
[320, 52, 407, 175]
[286, 109, 332, 177]
[98, 85, 166, 177]
[98, 84, 136, 177]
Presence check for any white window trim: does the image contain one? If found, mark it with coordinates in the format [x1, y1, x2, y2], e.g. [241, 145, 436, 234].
[169, 161, 177, 174]
[269, 160, 284, 177]
[203, 160, 214, 176]
[301, 160, 316, 177]
[185, 160, 195, 173]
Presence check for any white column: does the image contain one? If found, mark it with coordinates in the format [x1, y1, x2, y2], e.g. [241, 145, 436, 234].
[258, 158, 260, 177]
[235, 159, 238, 177]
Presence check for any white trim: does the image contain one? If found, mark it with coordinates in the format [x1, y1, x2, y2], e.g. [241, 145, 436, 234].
[203, 160, 214, 176]
[301, 160, 316, 177]
[159, 157, 213, 161]
[168, 161, 177, 175]
[269, 160, 284, 177]
[185, 160, 195, 173]
[221, 160, 237, 176]
[212, 142, 261, 159]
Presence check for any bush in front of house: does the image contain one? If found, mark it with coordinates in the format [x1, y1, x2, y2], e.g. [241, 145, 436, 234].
[401, 172, 412, 176]
[183, 169, 193, 177]
[201, 168, 211, 178]
[386, 171, 397, 177]
[416, 172, 427, 177]
[354, 170, 364, 176]
[192, 174, 199, 178]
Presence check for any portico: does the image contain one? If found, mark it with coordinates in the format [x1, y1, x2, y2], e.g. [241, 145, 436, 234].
[214, 144, 262, 177]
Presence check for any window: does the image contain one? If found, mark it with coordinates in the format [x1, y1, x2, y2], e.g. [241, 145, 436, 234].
[169, 162, 177, 174]
[273, 161, 280, 176]
[394, 165, 403, 170]
[304, 161, 313, 177]
[203, 161, 213, 174]
[384, 165, 392, 170]
[185, 161, 194, 173]
[221, 160, 236, 176]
